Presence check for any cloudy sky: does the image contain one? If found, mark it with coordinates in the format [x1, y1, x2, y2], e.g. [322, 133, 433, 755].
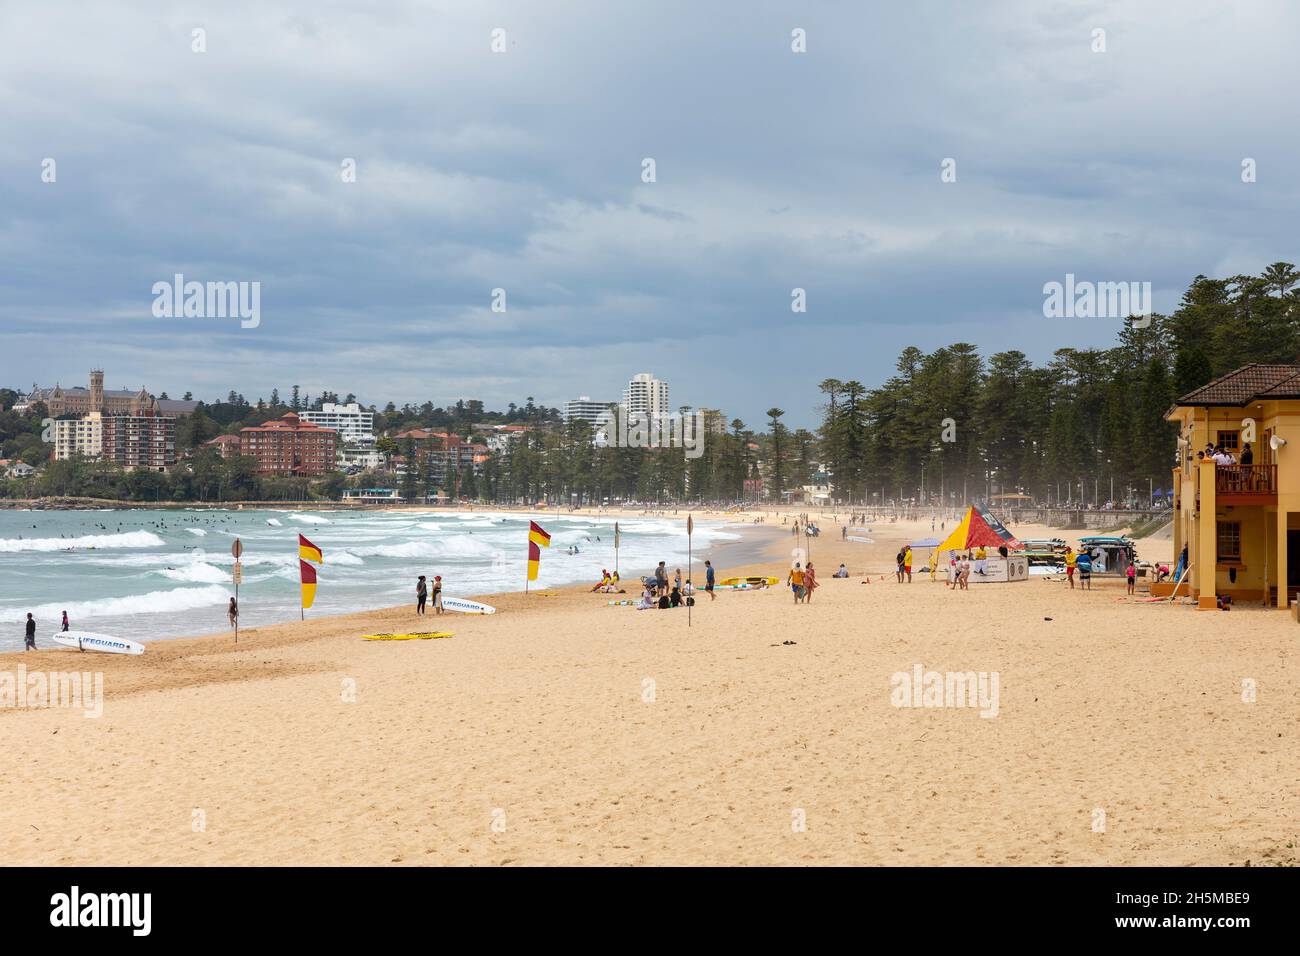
[3, 1, 1298, 427]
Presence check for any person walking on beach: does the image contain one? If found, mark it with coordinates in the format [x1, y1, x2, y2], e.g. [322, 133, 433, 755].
[24, 612, 36, 650]
[61, 610, 69, 632]
[416, 575, 428, 615]
[1076, 550, 1092, 590]
[1064, 547, 1076, 589]
[804, 563, 818, 602]
[432, 575, 444, 614]
[704, 560, 716, 601]
[787, 563, 806, 603]
[227, 597, 238, 629]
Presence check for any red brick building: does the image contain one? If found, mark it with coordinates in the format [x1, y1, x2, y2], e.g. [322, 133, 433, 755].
[206, 434, 242, 459]
[240, 413, 338, 477]
[101, 413, 176, 471]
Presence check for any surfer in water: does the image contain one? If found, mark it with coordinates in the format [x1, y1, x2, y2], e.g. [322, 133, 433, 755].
[24, 613, 36, 650]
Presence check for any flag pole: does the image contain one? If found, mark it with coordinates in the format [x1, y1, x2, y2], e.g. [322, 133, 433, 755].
[687, 514, 694, 629]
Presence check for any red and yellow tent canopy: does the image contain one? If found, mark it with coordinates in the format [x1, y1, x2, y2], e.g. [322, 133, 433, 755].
[935, 505, 1020, 553]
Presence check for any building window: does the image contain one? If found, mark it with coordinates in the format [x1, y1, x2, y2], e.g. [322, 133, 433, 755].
[1216, 521, 1241, 563]
[1216, 430, 1240, 451]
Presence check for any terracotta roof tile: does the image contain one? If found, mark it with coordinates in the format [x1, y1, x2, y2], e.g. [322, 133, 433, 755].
[1175, 364, 1300, 406]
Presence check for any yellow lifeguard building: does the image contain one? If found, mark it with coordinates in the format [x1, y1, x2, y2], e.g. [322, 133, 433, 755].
[1166, 364, 1300, 609]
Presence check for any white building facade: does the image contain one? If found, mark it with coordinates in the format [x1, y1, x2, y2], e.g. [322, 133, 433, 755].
[53, 413, 103, 461]
[299, 403, 375, 447]
[623, 373, 669, 417]
[564, 396, 615, 426]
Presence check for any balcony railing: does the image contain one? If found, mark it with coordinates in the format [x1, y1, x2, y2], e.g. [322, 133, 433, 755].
[1215, 463, 1277, 497]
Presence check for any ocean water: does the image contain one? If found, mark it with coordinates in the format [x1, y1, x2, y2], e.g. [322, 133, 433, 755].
[0, 509, 743, 650]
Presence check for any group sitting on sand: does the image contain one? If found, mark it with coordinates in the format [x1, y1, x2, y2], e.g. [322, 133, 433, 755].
[591, 569, 624, 593]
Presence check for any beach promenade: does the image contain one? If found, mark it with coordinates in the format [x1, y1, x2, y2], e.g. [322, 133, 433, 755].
[2, 515, 1296, 866]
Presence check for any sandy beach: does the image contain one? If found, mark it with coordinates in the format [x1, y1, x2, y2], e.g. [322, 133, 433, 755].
[2, 511, 1296, 867]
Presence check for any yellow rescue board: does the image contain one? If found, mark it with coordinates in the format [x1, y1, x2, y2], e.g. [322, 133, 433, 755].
[717, 576, 779, 588]
[362, 632, 454, 641]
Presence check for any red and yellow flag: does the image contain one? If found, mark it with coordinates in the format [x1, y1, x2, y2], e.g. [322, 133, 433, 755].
[299, 533, 323, 563]
[527, 520, 551, 581]
[299, 559, 318, 609]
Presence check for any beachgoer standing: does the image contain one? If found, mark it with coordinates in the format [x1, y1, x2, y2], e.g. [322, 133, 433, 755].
[704, 560, 716, 601]
[416, 575, 428, 615]
[896, 550, 905, 583]
[1064, 547, 1076, 589]
[903, 546, 913, 583]
[228, 597, 238, 629]
[804, 563, 818, 602]
[24, 613, 36, 650]
[673, 568, 683, 594]
[61, 610, 69, 632]
[432, 575, 444, 614]
[655, 562, 668, 596]
[1126, 561, 1136, 595]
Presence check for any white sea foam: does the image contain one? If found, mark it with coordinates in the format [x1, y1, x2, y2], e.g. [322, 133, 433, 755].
[0, 531, 165, 553]
[0, 584, 231, 624]
[154, 563, 231, 584]
[266, 518, 283, 526]
[186, 528, 208, 536]
[287, 513, 330, 524]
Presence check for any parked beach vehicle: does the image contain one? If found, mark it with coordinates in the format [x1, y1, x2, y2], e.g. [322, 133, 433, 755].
[1076, 535, 1137, 576]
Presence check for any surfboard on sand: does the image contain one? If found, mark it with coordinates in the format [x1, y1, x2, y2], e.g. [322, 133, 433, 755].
[51, 631, 145, 655]
[717, 576, 779, 588]
[363, 632, 453, 641]
[440, 597, 496, 615]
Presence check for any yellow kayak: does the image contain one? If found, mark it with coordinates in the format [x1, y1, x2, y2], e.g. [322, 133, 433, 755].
[362, 632, 454, 641]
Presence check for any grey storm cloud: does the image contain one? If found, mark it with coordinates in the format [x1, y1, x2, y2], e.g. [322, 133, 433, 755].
[3, 0, 1299, 426]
